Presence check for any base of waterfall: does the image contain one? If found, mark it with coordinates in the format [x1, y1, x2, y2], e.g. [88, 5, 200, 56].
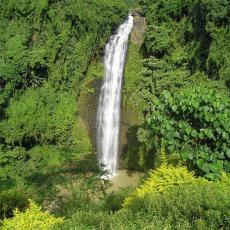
[102, 170, 144, 191]
[99, 163, 117, 179]
[100, 173, 116, 180]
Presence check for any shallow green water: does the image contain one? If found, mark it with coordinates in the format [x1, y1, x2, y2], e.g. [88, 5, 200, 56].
[109, 170, 144, 191]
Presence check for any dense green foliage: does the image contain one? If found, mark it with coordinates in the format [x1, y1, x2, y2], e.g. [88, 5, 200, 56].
[2, 164, 229, 229]
[1, 0, 230, 228]
[139, 86, 230, 178]
[55, 165, 230, 230]
[123, 164, 207, 207]
[0, 0, 128, 219]
[124, 182, 230, 229]
[2, 200, 63, 230]
[136, 0, 230, 177]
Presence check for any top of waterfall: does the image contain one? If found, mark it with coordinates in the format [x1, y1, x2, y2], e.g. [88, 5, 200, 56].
[113, 15, 133, 41]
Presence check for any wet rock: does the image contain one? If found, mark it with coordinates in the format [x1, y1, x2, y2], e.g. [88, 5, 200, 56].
[130, 12, 146, 45]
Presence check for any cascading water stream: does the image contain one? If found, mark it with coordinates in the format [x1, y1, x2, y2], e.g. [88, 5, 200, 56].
[97, 15, 134, 176]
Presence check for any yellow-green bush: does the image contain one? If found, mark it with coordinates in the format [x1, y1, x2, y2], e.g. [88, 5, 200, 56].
[218, 172, 230, 185]
[123, 165, 208, 207]
[1, 200, 63, 230]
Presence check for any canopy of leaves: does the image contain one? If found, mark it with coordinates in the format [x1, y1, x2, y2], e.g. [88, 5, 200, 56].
[135, 0, 230, 179]
[138, 0, 230, 88]
[139, 86, 230, 178]
[0, 0, 128, 219]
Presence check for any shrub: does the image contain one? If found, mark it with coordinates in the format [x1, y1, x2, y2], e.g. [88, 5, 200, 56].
[0, 188, 28, 220]
[126, 182, 230, 229]
[101, 187, 133, 212]
[123, 164, 207, 207]
[56, 210, 110, 230]
[122, 165, 230, 229]
[2, 86, 75, 149]
[1, 200, 63, 230]
[55, 164, 230, 229]
[139, 85, 230, 178]
[58, 172, 230, 230]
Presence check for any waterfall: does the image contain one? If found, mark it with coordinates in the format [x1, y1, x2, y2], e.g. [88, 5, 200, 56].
[97, 15, 134, 176]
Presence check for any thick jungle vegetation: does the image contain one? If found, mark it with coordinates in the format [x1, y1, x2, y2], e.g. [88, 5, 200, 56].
[1, 0, 230, 229]
[0, 0, 128, 222]
[136, 0, 230, 180]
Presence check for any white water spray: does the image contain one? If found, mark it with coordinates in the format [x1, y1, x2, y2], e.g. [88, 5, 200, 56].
[97, 15, 134, 176]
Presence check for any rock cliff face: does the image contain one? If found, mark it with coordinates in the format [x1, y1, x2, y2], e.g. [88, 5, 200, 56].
[77, 77, 102, 152]
[130, 11, 146, 45]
